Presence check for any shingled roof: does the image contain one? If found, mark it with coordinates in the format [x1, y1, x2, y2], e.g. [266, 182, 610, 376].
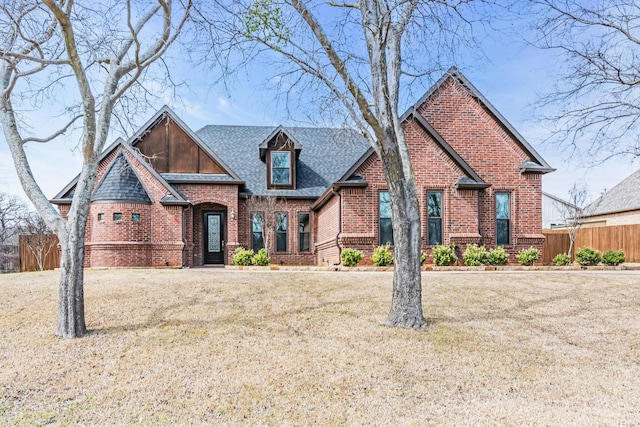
[587, 168, 640, 216]
[91, 151, 151, 203]
[195, 125, 371, 197]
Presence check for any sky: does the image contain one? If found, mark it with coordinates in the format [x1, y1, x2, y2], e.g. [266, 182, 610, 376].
[1, 5, 638, 208]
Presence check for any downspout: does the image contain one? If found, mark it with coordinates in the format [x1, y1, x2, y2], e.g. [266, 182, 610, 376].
[478, 190, 484, 246]
[181, 205, 191, 267]
[332, 186, 342, 266]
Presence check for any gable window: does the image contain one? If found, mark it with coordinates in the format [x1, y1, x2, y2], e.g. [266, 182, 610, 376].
[275, 212, 287, 252]
[271, 151, 291, 185]
[427, 191, 443, 245]
[299, 213, 310, 252]
[379, 191, 393, 245]
[252, 213, 264, 252]
[113, 212, 122, 221]
[496, 193, 511, 246]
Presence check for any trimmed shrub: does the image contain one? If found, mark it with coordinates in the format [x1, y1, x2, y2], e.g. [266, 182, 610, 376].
[602, 249, 625, 266]
[463, 244, 489, 266]
[575, 247, 601, 266]
[251, 248, 270, 266]
[232, 247, 254, 266]
[372, 244, 394, 267]
[553, 253, 571, 266]
[487, 246, 509, 266]
[341, 248, 364, 267]
[431, 243, 457, 266]
[420, 252, 427, 265]
[516, 247, 540, 266]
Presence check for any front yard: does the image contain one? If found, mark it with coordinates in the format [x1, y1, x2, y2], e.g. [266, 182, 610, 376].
[1, 269, 639, 426]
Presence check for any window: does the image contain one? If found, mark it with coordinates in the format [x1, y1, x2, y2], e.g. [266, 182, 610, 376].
[275, 212, 287, 252]
[427, 191, 443, 245]
[496, 193, 510, 246]
[271, 151, 291, 184]
[252, 213, 264, 252]
[132, 213, 140, 222]
[113, 212, 122, 221]
[379, 191, 393, 245]
[299, 213, 310, 252]
[98, 213, 104, 222]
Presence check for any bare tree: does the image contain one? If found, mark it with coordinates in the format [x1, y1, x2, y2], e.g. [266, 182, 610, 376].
[555, 183, 599, 259]
[0, 1, 192, 338]
[0, 192, 26, 245]
[21, 212, 55, 272]
[199, 0, 484, 328]
[0, 192, 27, 272]
[534, 1, 640, 163]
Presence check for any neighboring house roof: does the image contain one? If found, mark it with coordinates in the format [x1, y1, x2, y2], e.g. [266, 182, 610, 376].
[586, 168, 640, 216]
[401, 66, 554, 174]
[195, 125, 371, 197]
[91, 151, 152, 203]
[542, 191, 575, 208]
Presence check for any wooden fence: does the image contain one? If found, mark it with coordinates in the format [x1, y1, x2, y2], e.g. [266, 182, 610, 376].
[19, 234, 60, 272]
[542, 224, 640, 264]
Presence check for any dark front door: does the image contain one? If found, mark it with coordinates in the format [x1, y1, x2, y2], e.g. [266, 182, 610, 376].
[203, 211, 225, 264]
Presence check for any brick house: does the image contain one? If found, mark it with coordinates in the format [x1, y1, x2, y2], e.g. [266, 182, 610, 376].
[52, 68, 553, 267]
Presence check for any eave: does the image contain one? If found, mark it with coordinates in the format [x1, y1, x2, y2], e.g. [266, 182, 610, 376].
[311, 180, 369, 211]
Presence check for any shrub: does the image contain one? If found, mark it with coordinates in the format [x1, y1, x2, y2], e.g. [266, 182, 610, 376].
[431, 243, 457, 266]
[575, 247, 602, 266]
[602, 249, 625, 266]
[341, 248, 364, 267]
[251, 248, 270, 266]
[463, 244, 489, 266]
[420, 252, 427, 265]
[487, 246, 509, 266]
[231, 247, 254, 266]
[371, 244, 394, 267]
[516, 247, 540, 266]
[553, 253, 571, 266]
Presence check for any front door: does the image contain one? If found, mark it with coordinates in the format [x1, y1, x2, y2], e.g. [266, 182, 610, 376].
[203, 211, 225, 264]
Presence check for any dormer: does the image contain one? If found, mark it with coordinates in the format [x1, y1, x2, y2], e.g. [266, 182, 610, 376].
[259, 126, 302, 190]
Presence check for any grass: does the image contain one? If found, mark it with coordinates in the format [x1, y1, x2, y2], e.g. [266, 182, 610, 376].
[1, 269, 640, 426]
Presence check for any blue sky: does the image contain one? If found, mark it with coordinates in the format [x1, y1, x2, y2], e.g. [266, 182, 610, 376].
[1, 5, 637, 206]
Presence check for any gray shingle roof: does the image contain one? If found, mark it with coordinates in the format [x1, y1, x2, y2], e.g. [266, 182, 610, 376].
[161, 173, 240, 183]
[195, 125, 371, 197]
[91, 152, 152, 203]
[588, 168, 640, 216]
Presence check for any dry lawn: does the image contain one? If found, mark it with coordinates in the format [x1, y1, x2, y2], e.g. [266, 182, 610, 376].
[1, 269, 640, 426]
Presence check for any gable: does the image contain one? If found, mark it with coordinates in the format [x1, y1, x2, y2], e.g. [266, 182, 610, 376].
[135, 114, 226, 174]
[91, 151, 151, 203]
[196, 125, 370, 197]
[406, 67, 553, 176]
[51, 140, 190, 206]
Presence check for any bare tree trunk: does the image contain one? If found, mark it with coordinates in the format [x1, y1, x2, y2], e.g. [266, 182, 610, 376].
[57, 229, 87, 338]
[380, 135, 426, 329]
